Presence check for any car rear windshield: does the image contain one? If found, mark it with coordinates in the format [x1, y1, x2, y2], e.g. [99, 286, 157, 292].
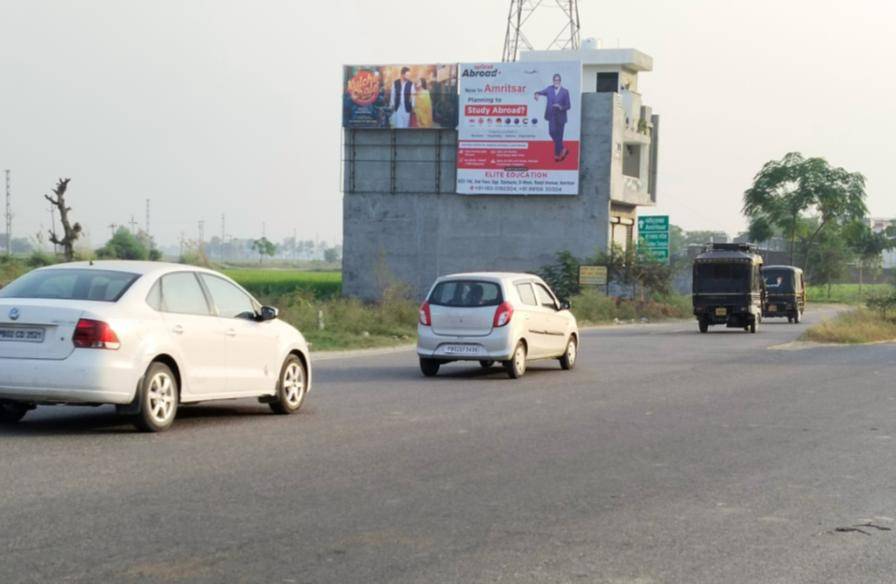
[694, 263, 750, 294]
[763, 269, 794, 292]
[0, 269, 140, 302]
[429, 280, 503, 307]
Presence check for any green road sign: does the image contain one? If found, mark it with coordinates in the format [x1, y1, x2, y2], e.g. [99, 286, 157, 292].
[637, 215, 670, 264]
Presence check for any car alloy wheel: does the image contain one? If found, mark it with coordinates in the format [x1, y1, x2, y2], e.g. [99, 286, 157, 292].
[134, 362, 179, 432]
[270, 355, 307, 414]
[148, 372, 176, 425]
[283, 361, 306, 409]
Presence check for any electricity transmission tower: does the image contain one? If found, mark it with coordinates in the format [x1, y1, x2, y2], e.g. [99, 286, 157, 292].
[502, 0, 581, 62]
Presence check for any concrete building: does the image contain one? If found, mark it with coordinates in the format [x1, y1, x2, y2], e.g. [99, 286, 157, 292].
[342, 48, 660, 299]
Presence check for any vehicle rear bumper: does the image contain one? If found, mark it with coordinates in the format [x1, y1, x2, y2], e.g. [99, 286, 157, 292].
[0, 351, 138, 405]
[416, 325, 515, 361]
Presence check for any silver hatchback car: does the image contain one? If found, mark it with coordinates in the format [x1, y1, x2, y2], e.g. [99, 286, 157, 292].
[417, 272, 579, 379]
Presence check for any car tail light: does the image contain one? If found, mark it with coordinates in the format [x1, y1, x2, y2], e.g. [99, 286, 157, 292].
[418, 301, 432, 326]
[73, 319, 121, 350]
[493, 302, 513, 327]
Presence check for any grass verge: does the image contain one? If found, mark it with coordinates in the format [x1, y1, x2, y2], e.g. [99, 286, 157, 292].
[267, 289, 693, 352]
[807, 284, 891, 305]
[263, 290, 417, 352]
[801, 308, 896, 344]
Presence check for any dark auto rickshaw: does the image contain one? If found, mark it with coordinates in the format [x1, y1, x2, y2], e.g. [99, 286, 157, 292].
[761, 265, 805, 324]
[692, 243, 765, 334]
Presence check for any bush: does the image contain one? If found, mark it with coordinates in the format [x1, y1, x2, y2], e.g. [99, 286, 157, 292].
[569, 289, 690, 324]
[866, 288, 896, 319]
[268, 284, 417, 351]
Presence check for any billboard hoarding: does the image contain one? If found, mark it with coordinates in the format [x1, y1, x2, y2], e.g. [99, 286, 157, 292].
[343, 64, 458, 129]
[456, 61, 582, 195]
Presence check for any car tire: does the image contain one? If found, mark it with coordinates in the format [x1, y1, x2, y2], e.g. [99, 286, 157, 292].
[134, 362, 179, 432]
[698, 319, 709, 333]
[479, 360, 495, 369]
[0, 401, 29, 424]
[559, 336, 577, 370]
[504, 342, 527, 379]
[420, 358, 440, 377]
[270, 355, 308, 415]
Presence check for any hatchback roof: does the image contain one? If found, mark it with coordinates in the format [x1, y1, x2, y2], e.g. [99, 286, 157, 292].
[438, 272, 542, 282]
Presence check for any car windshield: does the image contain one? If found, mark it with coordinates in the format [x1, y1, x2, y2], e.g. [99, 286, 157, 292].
[0, 269, 139, 302]
[763, 269, 794, 292]
[694, 262, 751, 294]
[429, 280, 502, 307]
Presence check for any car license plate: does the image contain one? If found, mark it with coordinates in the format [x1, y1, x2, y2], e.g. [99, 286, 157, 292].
[714, 307, 727, 317]
[768, 305, 777, 312]
[0, 326, 45, 343]
[443, 344, 483, 355]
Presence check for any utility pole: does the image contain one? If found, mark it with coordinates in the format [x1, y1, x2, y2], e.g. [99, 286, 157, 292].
[107, 223, 117, 238]
[198, 220, 205, 257]
[128, 215, 138, 233]
[220, 213, 226, 262]
[4, 170, 10, 256]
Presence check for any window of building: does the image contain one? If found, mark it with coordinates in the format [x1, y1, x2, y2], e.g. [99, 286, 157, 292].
[596, 72, 619, 93]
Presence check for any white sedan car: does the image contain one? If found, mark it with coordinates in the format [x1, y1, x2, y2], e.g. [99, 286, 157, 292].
[417, 272, 579, 379]
[0, 261, 311, 432]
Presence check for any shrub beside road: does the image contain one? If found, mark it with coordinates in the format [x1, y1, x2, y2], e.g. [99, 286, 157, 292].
[801, 308, 896, 344]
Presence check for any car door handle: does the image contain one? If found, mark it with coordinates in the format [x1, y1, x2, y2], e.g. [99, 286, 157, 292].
[226, 328, 237, 337]
[172, 325, 184, 335]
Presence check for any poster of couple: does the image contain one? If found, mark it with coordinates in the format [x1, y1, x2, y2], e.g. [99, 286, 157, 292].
[342, 64, 458, 130]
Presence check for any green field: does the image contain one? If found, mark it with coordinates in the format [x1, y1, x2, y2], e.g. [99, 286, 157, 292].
[807, 283, 892, 305]
[224, 269, 342, 298]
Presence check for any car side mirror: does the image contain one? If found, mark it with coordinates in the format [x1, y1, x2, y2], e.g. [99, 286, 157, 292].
[559, 300, 571, 311]
[259, 306, 279, 321]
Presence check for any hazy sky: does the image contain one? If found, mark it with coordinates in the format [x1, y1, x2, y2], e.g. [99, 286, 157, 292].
[2, 0, 894, 248]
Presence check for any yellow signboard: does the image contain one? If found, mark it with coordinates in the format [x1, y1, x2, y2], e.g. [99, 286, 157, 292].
[579, 265, 608, 286]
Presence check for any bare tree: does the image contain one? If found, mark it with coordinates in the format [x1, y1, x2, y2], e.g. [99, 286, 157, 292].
[44, 178, 82, 261]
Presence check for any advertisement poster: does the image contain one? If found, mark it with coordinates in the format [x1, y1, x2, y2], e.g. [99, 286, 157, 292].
[342, 64, 458, 129]
[456, 61, 581, 195]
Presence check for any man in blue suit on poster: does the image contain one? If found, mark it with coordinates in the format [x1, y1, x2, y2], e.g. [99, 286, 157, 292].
[534, 73, 572, 161]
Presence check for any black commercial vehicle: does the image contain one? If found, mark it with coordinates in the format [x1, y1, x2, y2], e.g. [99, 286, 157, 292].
[762, 265, 805, 323]
[692, 243, 765, 334]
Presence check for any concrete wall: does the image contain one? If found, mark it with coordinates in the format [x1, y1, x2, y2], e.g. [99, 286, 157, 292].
[343, 93, 619, 300]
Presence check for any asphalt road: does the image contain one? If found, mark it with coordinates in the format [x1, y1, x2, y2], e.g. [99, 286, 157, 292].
[2, 307, 896, 583]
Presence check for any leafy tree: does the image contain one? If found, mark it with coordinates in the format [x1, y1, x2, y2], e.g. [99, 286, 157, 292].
[844, 221, 894, 289]
[251, 237, 276, 264]
[743, 152, 867, 269]
[97, 227, 156, 260]
[538, 250, 581, 300]
[44, 178, 82, 262]
[323, 246, 341, 264]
